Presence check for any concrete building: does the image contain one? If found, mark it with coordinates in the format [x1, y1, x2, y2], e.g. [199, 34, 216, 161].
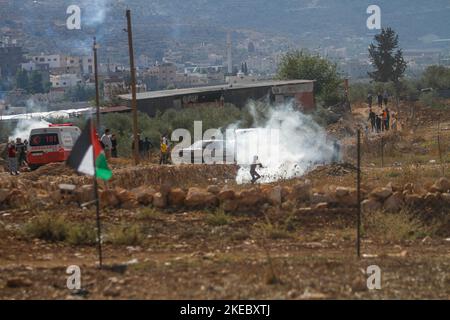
[30, 54, 94, 76]
[50, 74, 82, 88]
[144, 63, 177, 89]
[119, 80, 315, 117]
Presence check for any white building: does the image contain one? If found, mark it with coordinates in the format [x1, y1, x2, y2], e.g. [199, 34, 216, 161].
[50, 74, 82, 88]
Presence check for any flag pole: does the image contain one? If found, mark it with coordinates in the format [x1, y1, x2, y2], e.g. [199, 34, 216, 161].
[91, 119, 103, 269]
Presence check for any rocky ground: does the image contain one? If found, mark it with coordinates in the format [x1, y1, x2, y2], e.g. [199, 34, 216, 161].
[0, 103, 449, 299]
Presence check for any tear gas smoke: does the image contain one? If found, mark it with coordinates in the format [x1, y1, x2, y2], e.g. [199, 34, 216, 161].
[233, 101, 337, 184]
[9, 119, 51, 142]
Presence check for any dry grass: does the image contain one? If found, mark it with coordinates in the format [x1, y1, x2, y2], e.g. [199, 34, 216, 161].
[22, 213, 97, 245]
[22, 213, 68, 242]
[206, 209, 231, 226]
[137, 207, 163, 220]
[364, 210, 434, 242]
[106, 224, 145, 246]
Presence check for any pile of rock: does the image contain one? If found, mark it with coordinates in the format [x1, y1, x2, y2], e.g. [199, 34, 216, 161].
[2, 176, 450, 215]
[362, 178, 450, 213]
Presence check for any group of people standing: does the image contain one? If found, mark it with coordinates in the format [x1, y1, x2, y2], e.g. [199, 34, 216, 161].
[131, 134, 155, 161]
[366, 90, 398, 133]
[99, 128, 172, 164]
[100, 129, 118, 159]
[6, 138, 28, 175]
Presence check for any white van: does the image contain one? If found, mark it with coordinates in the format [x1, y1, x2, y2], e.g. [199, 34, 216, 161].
[27, 124, 81, 170]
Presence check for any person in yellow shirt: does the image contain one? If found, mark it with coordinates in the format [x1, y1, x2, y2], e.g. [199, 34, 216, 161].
[160, 140, 168, 165]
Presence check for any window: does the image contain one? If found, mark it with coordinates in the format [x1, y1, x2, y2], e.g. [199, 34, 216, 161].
[30, 133, 59, 146]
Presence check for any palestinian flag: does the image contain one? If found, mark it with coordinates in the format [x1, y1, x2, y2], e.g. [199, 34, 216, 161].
[67, 119, 112, 180]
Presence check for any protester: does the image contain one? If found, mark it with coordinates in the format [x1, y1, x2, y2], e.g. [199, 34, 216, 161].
[332, 140, 341, 163]
[385, 108, 391, 131]
[159, 138, 169, 165]
[375, 114, 382, 133]
[381, 110, 387, 132]
[143, 137, 153, 160]
[111, 134, 118, 158]
[391, 113, 398, 131]
[367, 93, 373, 109]
[383, 90, 389, 106]
[101, 129, 113, 159]
[368, 108, 376, 132]
[250, 155, 263, 184]
[7, 141, 19, 175]
[15, 137, 27, 167]
[377, 92, 383, 109]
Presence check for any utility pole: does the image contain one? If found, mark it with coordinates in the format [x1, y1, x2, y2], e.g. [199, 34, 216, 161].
[126, 9, 140, 165]
[93, 37, 101, 128]
[356, 129, 361, 258]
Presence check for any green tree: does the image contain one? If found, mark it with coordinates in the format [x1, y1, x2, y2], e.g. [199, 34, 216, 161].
[277, 50, 342, 106]
[28, 71, 45, 94]
[15, 69, 29, 91]
[421, 65, 450, 90]
[368, 28, 407, 107]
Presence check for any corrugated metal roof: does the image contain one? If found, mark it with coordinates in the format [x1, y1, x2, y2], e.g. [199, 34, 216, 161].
[118, 80, 314, 101]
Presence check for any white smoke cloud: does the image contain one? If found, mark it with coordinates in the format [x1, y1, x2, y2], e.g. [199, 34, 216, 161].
[9, 119, 51, 142]
[233, 101, 336, 184]
[81, 0, 111, 26]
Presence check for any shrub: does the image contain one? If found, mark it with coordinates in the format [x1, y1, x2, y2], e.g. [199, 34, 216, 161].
[206, 209, 231, 226]
[364, 210, 432, 241]
[22, 213, 68, 242]
[66, 223, 97, 246]
[107, 224, 144, 246]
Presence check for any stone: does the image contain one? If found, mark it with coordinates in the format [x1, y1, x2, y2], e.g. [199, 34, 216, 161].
[311, 193, 331, 205]
[185, 188, 218, 208]
[290, 180, 312, 202]
[168, 188, 186, 206]
[441, 193, 450, 204]
[6, 277, 32, 288]
[99, 190, 120, 208]
[315, 202, 328, 210]
[0, 188, 10, 203]
[222, 199, 238, 213]
[335, 187, 350, 198]
[369, 187, 393, 201]
[114, 187, 138, 209]
[76, 185, 95, 204]
[132, 187, 156, 206]
[266, 186, 282, 206]
[237, 188, 265, 207]
[217, 187, 235, 201]
[206, 185, 221, 195]
[383, 192, 404, 212]
[281, 201, 295, 211]
[429, 177, 450, 193]
[404, 194, 422, 207]
[153, 192, 167, 209]
[361, 199, 382, 213]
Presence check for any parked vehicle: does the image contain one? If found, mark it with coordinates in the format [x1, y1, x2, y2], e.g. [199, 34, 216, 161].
[178, 139, 234, 164]
[27, 124, 81, 170]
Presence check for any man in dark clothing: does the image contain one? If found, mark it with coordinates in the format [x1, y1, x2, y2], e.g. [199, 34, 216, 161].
[377, 93, 383, 109]
[250, 156, 263, 184]
[143, 137, 153, 159]
[375, 115, 382, 133]
[15, 138, 27, 167]
[367, 94, 373, 108]
[111, 134, 118, 158]
[385, 108, 390, 131]
[383, 90, 389, 107]
[368, 109, 376, 132]
[7, 141, 19, 175]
